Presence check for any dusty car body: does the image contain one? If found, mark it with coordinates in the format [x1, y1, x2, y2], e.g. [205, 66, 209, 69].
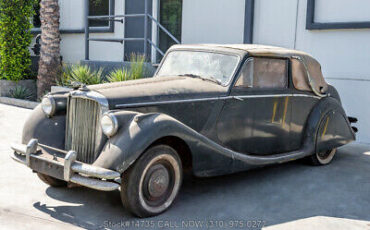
[11, 44, 357, 217]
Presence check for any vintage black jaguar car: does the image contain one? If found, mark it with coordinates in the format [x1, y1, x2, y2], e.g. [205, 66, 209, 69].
[11, 44, 357, 217]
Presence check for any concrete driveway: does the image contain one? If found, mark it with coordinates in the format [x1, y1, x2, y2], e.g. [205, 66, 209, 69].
[0, 103, 370, 230]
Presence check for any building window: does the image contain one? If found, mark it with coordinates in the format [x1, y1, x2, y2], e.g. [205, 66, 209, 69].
[159, 0, 182, 54]
[306, 0, 370, 30]
[89, 0, 113, 27]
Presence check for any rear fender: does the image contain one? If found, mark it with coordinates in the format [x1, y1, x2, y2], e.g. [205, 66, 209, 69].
[305, 97, 355, 154]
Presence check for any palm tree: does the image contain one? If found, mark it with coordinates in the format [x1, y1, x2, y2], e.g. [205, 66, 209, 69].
[37, 0, 61, 98]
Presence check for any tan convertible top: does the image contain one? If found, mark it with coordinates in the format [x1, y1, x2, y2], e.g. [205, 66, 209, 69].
[170, 44, 328, 96]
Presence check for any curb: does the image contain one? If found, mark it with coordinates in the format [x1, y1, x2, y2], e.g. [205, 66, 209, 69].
[0, 97, 39, 109]
[0, 86, 71, 110]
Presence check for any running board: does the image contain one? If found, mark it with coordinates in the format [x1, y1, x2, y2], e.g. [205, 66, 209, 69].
[230, 146, 314, 166]
[195, 130, 314, 166]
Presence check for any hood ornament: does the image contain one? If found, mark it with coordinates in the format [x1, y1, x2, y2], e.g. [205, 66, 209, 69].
[71, 81, 89, 91]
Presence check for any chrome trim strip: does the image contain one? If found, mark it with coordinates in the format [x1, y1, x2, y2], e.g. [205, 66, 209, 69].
[38, 143, 69, 155]
[236, 94, 321, 99]
[116, 97, 222, 108]
[115, 94, 320, 109]
[70, 90, 109, 112]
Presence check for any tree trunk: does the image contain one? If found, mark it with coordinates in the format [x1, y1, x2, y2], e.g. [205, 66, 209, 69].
[37, 0, 61, 98]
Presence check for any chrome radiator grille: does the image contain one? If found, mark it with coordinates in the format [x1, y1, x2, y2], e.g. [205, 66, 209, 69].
[65, 97, 102, 164]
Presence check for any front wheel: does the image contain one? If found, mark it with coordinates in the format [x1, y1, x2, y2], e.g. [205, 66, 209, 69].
[121, 145, 183, 217]
[308, 148, 337, 166]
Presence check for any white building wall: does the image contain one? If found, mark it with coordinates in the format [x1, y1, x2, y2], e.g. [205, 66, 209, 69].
[58, 0, 125, 63]
[57, 0, 247, 62]
[33, 0, 370, 143]
[59, 0, 85, 30]
[253, 0, 370, 143]
[314, 0, 370, 23]
[253, 0, 298, 49]
[181, 0, 246, 44]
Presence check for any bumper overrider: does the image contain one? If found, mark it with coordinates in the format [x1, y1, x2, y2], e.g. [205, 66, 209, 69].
[10, 139, 120, 191]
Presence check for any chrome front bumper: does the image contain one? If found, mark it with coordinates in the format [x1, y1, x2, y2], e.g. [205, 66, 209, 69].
[10, 139, 120, 191]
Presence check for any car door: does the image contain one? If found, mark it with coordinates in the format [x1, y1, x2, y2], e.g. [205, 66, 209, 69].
[217, 57, 293, 155]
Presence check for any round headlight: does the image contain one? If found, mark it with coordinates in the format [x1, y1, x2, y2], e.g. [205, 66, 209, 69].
[101, 113, 118, 137]
[41, 96, 56, 117]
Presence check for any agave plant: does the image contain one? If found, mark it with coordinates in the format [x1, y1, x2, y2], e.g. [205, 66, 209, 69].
[68, 65, 104, 85]
[57, 64, 104, 86]
[8, 86, 33, 100]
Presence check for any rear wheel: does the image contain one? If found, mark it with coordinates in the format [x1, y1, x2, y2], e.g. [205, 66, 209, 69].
[37, 173, 67, 187]
[121, 145, 183, 217]
[308, 148, 337, 166]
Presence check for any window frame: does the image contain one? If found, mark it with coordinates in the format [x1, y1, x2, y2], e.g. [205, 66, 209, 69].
[233, 57, 289, 90]
[31, 0, 115, 34]
[306, 0, 370, 30]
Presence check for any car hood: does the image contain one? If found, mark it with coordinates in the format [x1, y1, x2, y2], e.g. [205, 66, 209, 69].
[87, 76, 228, 109]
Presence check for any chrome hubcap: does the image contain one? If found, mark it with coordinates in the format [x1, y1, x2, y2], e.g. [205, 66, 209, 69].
[147, 164, 170, 198]
[138, 152, 181, 213]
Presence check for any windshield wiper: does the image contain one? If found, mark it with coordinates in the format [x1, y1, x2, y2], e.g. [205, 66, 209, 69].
[178, 74, 222, 85]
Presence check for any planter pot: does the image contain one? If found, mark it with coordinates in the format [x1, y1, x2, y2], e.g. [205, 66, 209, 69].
[51, 85, 72, 93]
[0, 79, 37, 101]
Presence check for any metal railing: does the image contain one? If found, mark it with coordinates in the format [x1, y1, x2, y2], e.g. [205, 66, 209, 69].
[84, 0, 180, 64]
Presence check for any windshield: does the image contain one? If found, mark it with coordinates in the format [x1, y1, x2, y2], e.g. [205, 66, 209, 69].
[156, 51, 240, 85]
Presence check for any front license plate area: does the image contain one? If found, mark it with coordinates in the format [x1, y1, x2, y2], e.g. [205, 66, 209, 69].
[29, 156, 65, 181]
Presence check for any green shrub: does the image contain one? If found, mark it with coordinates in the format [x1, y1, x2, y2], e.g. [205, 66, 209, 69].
[57, 64, 104, 86]
[129, 53, 146, 80]
[0, 0, 37, 81]
[107, 68, 131, 82]
[107, 53, 146, 83]
[8, 86, 33, 100]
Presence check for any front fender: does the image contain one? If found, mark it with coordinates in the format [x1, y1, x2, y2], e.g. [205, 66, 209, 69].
[22, 105, 66, 150]
[93, 111, 234, 176]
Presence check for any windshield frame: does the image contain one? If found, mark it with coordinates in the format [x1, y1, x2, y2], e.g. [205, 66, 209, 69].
[154, 49, 242, 87]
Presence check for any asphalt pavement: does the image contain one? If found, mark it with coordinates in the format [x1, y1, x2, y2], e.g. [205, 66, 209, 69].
[0, 103, 370, 230]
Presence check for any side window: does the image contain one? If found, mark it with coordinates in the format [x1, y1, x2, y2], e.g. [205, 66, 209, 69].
[253, 58, 288, 88]
[235, 57, 288, 89]
[235, 58, 254, 88]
